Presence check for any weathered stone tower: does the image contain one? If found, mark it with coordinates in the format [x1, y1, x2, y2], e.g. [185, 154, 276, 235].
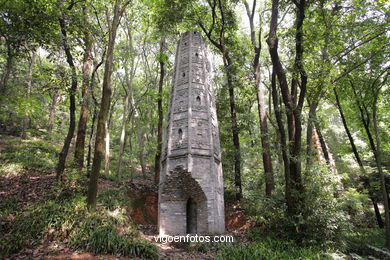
[158, 31, 225, 235]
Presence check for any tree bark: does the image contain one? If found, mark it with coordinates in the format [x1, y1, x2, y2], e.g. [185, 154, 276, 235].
[226, 59, 242, 201]
[306, 101, 317, 167]
[87, 106, 97, 175]
[0, 43, 15, 95]
[56, 13, 78, 181]
[335, 87, 384, 228]
[48, 87, 60, 134]
[243, 0, 274, 196]
[87, 0, 129, 210]
[154, 37, 165, 184]
[314, 119, 330, 164]
[104, 121, 111, 175]
[198, 0, 242, 201]
[271, 69, 292, 210]
[118, 21, 136, 177]
[22, 51, 35, 139]
[372, 88, 390, 248]
[267, 0, 307, 216]
[74, 13, 93, 168]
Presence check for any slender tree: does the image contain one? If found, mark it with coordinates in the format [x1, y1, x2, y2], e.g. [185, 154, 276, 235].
[267, 0, 308, 216]
[56, 6, 78, 181]
[87, 0, 130, 210]
[74, 6, 93, 168]
[243, 0, 274, 196]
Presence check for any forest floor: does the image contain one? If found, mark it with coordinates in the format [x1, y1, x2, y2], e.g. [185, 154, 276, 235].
[0, 134, 387, 259]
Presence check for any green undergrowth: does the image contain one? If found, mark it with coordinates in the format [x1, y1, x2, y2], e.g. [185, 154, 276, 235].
[343, 227, 385, 255]
[214, 239, 342, 260]
[0, 137, 59, 175]
[0, 187, 157, 259]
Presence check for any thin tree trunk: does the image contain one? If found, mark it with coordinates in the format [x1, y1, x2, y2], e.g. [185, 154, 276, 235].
[86, 48, 105, 174]
[104, 97, 117, 175]
[334, 87, 363, 167]
[22, 52, 35, 139]
[243, 0, 274, 196]
[314, 119, 330, 164]
[56, 13, 78, 181]
[271, 69, 292, 211]
[135, 110, 146, 178]
[118, 21, 136, 177]
[0, 44, 14, 95]
[267, 0, 307, 216]
[372, 90, 390, 248]
[334, 87, 383, 228]
[87, 106, 97, 175]
[74, 15, 93, 168]
[306, 101, 317, 167]
[48, 87, 60, 134]
[198, 0, 242, 201]
[104, 121, 111, 175]
[87, 0, 129, 210]
[117, 91, 130, 177]
[154, 37, 165, 184]
[226, 60, 242, 201]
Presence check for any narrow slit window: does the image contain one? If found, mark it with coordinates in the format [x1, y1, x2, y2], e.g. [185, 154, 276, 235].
[178, 128, 183, 140]
[182, 72, 186, 77]
[196, 96, 201, 105]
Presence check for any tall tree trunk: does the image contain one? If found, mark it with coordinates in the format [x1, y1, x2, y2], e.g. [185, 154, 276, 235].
[117, 90, 130, 177]
[198, 0, 242, 201]
[154, 37, 165, 184]
[104, 121, 111, 175]
[372, 90, 390, 248]
[87, 0, 129, 210]
[271, 69, 292, 211]
[86, 48, 105, 174]
[87, 106, 97, 175]
[243, 0, 274, 196]
[74, 16, 93, 168]
[135, 109, 146, 178]
[314, 119, 330, 164]
[48, 87, 60, 134]
[306, 101, 317, 167]
[226, 59, 242, 201]
[267, 0, 307, 216]
[0, 44, 14, 95]
[334, 87, 383, 228]
[104, 97, 117, 175]
[56, 13, 78, 181]
[22, 52, 35, 139]
[334, 87, 363, 167]
[118, 21, 136, 177]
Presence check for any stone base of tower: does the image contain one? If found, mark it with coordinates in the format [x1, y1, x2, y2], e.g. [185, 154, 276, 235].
[158, 166, 225, 235]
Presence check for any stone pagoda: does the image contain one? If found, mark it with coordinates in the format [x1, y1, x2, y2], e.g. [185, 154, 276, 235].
[158, 31, 225, 235]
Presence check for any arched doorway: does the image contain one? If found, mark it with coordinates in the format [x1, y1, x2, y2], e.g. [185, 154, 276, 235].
[186, 198, 197, 234]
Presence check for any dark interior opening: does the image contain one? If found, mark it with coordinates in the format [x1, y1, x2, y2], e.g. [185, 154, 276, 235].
[178, 128, 183, 140]
[196, 96, 201, 105]
[186, 198, 197, 234]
